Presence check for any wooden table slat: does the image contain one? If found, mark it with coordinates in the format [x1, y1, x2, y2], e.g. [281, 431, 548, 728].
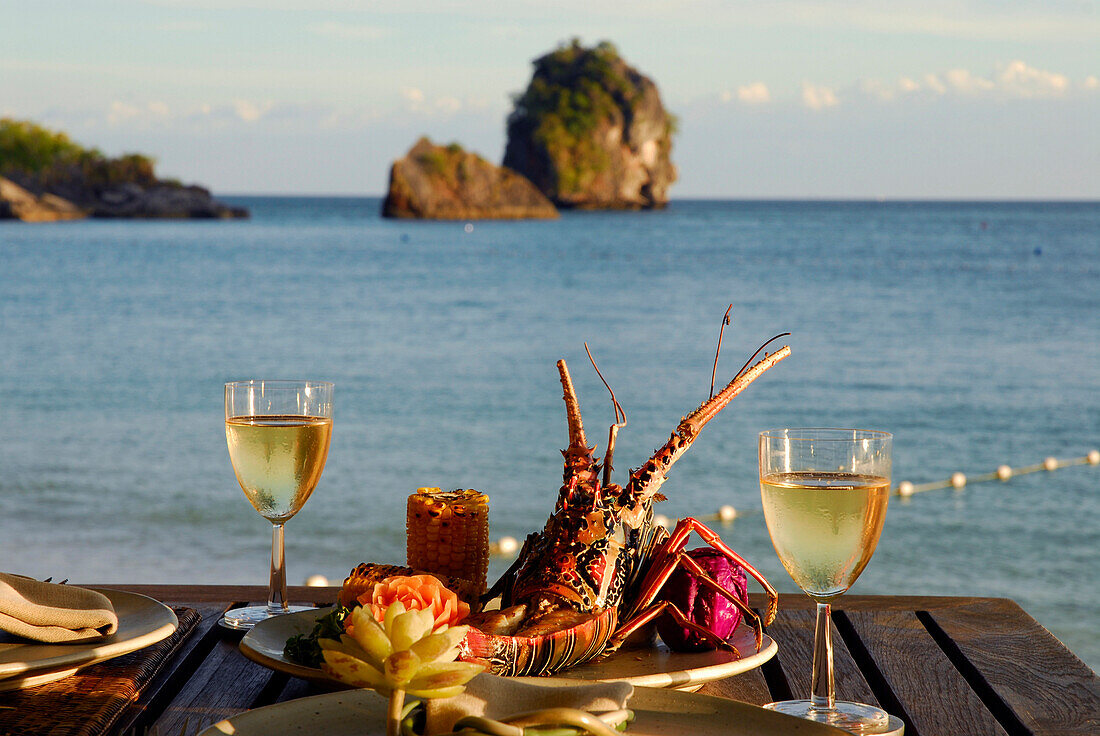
[147, 632, 283, 736]
[114, 603, 229, 736]
[926, 599, 1100, 736]
[844, 609, 1010, 736]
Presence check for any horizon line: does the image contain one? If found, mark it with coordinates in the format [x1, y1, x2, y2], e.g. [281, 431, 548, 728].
[216, 193, 1100, 204]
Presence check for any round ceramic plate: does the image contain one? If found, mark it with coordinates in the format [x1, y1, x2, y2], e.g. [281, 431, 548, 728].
[240, 607, 777, 691]
[199, 679, 847, 736]
[0, 588, 178, 691]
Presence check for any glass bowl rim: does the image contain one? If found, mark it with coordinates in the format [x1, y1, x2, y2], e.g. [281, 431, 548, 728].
[759, 427, 891, 441]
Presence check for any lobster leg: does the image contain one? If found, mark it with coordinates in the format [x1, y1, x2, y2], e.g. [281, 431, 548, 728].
[662, 517, 779, 627]
[606, 599, 743, 656]
[605, 517, 767, 654]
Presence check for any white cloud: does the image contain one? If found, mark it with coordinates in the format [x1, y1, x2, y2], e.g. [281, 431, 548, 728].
[995, 60, 1069, 98]
[397, 88, 469, 117]
[107, 101, 142, 125]
[106, 100, 172, 126]
[307, 21, 387, 40]
[737, 82, 771, 104]
[855, 61, 1084, 102]
[801, 82, 838, 110]
[944, 68, 995, 94]
[922, 73, 947, 95]
[232, 99, 272, 122]
[898, 77, 919, 94]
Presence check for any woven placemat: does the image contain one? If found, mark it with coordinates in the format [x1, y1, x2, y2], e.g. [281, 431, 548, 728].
[0, 607, 200, 736]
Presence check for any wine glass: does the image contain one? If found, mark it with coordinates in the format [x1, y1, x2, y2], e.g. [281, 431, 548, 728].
[223, 380, 333, 630]
[759, 428, 892, 733]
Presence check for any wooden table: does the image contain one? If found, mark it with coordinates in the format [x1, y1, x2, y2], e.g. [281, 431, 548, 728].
[15, 586, 1100, 736]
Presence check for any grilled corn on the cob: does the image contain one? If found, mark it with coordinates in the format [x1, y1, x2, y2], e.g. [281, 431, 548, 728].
[406, 487, 489, 595]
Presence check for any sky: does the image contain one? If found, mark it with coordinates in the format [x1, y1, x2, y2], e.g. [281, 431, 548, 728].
[2, 0, 1099, 198]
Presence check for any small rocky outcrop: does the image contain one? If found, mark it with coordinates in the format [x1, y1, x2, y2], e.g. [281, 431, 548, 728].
[503, 40, 677, 210]
[5, 166, 248, 220]
[0, 117, 247, 220]
[383, 137, 558, 220]
[84, 181, 247, 219]
[0, 177, 86, 222]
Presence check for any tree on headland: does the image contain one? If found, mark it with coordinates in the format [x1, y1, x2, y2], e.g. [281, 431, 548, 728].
[0, 117, 162, 194]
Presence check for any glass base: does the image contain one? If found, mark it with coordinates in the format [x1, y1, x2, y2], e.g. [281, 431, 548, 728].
[220, 604, 315, 630]
[764, 700, 899, 734]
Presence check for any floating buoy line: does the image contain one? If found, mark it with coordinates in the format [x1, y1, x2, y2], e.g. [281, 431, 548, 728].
[482, 449, 1100, 558]
[303, 449, 1100, 582]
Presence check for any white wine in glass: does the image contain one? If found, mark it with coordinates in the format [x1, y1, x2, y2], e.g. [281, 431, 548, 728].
[760, 472, 889, 600]
[223, 381, 333, 630]
[759, 429, 894, 733]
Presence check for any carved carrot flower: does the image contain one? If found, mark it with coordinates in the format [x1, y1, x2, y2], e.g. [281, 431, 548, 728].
[362, 573, 470, 632]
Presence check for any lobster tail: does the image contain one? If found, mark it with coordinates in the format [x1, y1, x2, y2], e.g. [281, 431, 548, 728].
[626, 344, 791, 504]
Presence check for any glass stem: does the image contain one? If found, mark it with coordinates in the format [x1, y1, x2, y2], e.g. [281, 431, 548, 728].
[810, 601, 836, 711]
[268, 522, 289, 614]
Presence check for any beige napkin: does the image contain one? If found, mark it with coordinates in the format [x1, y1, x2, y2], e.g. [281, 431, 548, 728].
[424, 673, 633, 735]
[0, 573, 118, 643]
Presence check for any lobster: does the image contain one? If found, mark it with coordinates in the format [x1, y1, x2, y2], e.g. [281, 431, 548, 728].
[460, 335, 790, 676]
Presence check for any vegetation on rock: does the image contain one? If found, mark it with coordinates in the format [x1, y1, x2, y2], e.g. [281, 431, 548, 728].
[0, 118, 164, 192]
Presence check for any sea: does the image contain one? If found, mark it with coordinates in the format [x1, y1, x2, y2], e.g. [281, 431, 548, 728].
[1, 198, 1097, 671]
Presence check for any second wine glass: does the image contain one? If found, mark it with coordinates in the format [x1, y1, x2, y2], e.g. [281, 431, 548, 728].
[759, 428, 893, 733]
[223, 380, 333, 630]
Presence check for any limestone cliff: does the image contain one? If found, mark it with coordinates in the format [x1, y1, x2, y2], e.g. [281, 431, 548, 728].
[503, 40, 677, 210]
[383, 138, 558, 220]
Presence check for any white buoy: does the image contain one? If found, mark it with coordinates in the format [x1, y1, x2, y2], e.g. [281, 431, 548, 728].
[1043, 456, 1059, 471]
[1088, 449, 1100, 465]
[464, 223, 474, 233]
[898, 481, 915, 497]
[652, 514, 671, 529]
[497, 536, 519, 556]
[718, 504, 738, 522]
[950, 472, 967, 489]
[305, 574, 329, 587]
[996, 465, 1013, 481]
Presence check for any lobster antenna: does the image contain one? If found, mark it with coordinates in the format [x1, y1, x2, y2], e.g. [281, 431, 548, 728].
[585, 342, 627, 487]
[732, 332, 793, 382]
[557, 359, 589, 450]
[709, 305, 733, 399]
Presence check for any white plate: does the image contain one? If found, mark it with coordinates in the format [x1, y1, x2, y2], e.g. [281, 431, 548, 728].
[0, 588, 178, 691]
[240, 607, 776, 691]
[199, 679, 847, 736]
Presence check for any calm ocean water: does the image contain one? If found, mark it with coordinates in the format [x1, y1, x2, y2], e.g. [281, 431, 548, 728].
[1, 198, 1097, 670]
